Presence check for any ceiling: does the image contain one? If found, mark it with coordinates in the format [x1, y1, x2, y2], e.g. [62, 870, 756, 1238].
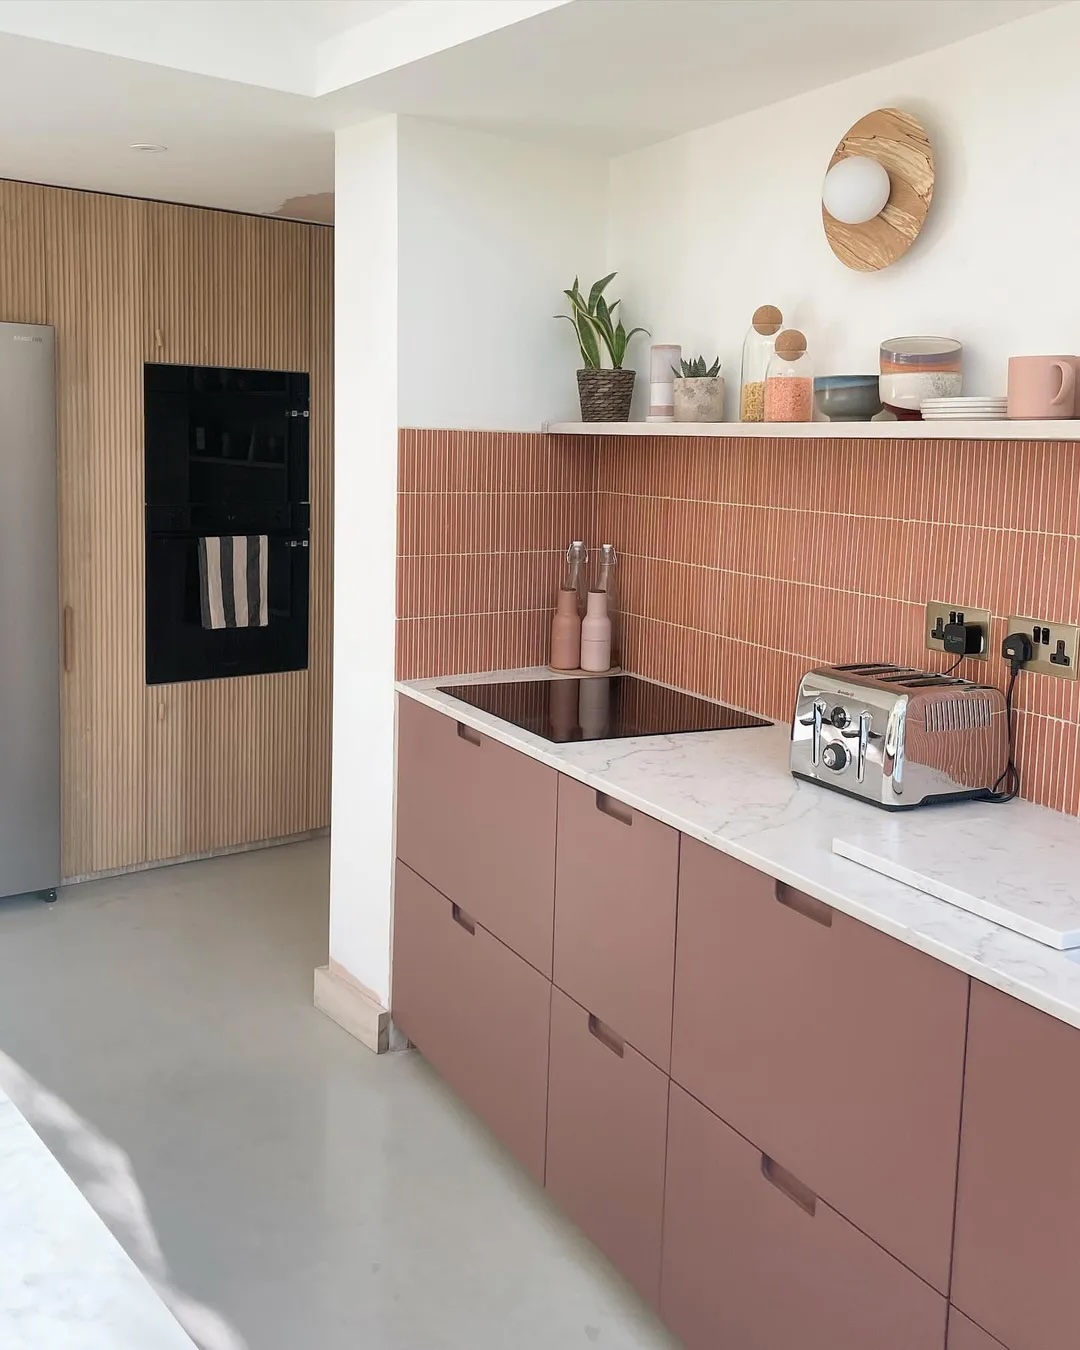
[0, 0, 1062, 219]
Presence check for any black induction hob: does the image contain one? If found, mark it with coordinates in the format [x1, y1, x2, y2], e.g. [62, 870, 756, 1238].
[436, 675, 771, 744]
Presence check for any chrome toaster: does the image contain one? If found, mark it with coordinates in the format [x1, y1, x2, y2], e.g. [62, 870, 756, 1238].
[790, 663, 1008, 810]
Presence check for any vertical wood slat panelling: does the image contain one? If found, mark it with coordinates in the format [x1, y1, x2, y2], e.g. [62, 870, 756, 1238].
[306, 226, 334, 826]
[44, 188, 147, 876]
[0, 180, 47, 322]
[140, 202, 328, 865]
[0, 177, 332, 879]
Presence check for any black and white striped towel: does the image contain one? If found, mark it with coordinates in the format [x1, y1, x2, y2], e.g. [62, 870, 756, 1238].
[198, 535, 269, 630]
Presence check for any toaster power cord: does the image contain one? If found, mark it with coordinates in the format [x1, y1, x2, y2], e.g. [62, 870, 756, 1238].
[988, 633, 1034, 804]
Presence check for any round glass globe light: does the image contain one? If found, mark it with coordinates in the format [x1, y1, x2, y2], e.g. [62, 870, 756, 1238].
[822, 155, 891, 225]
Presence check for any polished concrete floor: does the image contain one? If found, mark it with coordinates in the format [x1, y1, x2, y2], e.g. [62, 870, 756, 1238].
[0, 840, 676, 1350]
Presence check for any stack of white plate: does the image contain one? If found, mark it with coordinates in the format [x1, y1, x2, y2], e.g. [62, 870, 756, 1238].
[920, 396, 1007, 421]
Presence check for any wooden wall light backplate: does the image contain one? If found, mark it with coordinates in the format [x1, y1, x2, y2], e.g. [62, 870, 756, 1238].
[823, 107, 934, 272]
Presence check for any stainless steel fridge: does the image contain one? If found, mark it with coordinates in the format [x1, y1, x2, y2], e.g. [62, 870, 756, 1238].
[0, 321, 60, 901]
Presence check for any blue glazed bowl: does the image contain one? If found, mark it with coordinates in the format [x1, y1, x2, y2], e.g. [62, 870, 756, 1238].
[813, 375, 883, 422]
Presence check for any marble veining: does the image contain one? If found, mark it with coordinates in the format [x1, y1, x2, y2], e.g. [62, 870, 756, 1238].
[399, 667, 1080, 1033]
[835, 811, 1080, 949]
[0, 1083, 196, 1349]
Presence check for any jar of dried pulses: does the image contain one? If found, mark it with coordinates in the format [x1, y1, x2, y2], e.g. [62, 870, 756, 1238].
[739, 305, 783, 422]
[765, 329, 814, 423]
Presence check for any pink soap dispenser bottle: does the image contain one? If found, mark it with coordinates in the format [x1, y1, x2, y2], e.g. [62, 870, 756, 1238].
[580, 589, 612, 672]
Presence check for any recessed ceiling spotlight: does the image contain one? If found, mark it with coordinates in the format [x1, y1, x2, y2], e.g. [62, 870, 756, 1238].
[130, 143, 168, 153]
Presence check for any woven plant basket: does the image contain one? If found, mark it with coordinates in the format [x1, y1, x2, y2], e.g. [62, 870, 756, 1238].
[577, 368, 635, 422]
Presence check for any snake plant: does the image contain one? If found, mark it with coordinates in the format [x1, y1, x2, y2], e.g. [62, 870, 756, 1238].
[555, 273, 649, 369]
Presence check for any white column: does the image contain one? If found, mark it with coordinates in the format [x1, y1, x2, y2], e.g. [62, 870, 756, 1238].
[325, 116, 400, 1017]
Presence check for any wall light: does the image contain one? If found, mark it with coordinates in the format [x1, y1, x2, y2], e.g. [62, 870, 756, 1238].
[822, 108, 935, 273]
[822, 155, 891, 225]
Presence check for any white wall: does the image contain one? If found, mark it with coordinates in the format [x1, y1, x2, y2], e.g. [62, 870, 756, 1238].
[329, 116, 400, 1006]
[609, 3, 1080, 414]
[397, 116, 608, 430]
[329, 113, 607, 1009]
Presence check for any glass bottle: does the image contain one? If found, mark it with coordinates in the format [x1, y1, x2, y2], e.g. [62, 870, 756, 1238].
[595, 543, 619, 666]
[739, 304, 783, 422]
[564, 541, 589, 616]
[764, 329, 814, 423]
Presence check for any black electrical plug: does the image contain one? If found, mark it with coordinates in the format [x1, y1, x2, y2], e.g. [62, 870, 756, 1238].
[1001, 631, 1033, 673]
[943, 619, 985, 657]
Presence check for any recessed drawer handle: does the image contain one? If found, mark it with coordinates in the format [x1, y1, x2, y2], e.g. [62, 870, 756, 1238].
[456, 722, 482, 747]
[761, 1154, 817, 1217]
[587, 1012, 625, 1058]
[450, 903, 476, 935]
[775, 881, 833, 928]
[595, 791, 633, 826]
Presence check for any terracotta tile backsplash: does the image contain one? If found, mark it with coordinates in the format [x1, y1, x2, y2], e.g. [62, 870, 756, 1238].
[396, 429, 595, 680]
[597, 434, 1080, 816]
[397, 427, 1080, 815]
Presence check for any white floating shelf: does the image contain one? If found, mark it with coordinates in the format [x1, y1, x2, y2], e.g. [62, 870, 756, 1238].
[543, 420, 1080, 441]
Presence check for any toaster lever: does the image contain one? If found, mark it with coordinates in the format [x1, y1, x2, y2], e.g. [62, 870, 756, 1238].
[810, 698, 826, 765]
[856, 710, 871, 783]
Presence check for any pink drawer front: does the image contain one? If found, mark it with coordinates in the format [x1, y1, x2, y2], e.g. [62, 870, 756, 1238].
[396, 695, 558, 975]
[391, 861, 551, 1183]
[545, 987, 669, 1306]
[949, 1310, 1009, 1350]
[553, 776, 679, 1070]
[661, 1084, 947, 1350]
[953, 982, 1080, 1350]
[671, 836, 968, 1292]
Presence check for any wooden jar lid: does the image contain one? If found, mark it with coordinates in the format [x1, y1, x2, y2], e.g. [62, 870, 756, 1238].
[774, 329, 807, 359]
[752, 305, 783, 335]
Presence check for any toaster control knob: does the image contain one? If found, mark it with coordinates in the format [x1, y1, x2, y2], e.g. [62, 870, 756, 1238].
[830, 705, 849, 729]
[821, 742, 850, 772]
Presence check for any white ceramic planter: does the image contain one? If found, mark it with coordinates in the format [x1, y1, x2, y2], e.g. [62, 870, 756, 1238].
[673, 376, 725, 423]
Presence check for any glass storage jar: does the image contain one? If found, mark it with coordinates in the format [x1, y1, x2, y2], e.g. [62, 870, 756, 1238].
[739, 304, 783, 422]
[764, 329, 814, 422]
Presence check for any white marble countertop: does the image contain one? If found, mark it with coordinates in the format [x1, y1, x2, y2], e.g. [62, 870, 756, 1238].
[0, 1084, 196, 1349]
[398, 667, 1080, 1033]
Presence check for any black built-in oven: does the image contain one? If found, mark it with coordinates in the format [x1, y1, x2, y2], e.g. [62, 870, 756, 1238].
[144, 363, 310, 685]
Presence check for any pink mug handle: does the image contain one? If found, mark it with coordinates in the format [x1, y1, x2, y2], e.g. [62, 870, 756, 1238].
[1052, 359, 1076, 411]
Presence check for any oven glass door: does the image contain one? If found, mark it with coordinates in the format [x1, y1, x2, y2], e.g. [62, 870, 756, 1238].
[145, 528, 309, 685]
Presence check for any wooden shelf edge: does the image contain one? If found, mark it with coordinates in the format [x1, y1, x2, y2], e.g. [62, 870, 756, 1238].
[542, 420, 1080, 441]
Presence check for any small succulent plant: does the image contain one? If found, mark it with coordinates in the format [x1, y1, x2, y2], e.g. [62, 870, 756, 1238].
[673, 355, 722, 378]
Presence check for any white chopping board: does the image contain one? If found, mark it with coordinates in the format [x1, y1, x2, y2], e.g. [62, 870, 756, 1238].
[833, 807, 1080, 950]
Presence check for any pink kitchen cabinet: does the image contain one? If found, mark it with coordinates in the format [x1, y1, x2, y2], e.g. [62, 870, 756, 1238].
[948, 1310, 1009, 1350]
[553, 777, 679, 1070]
[396, 696, 558, 975]
[391, 861, 551, 1183]
[661, 1084, 947, 1350]
[545, 987, 669, 1307]
[952, 982, 1080, 1350]
[671, 836, 968, 1292]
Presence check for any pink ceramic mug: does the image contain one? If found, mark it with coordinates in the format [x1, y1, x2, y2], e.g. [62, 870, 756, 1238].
[1007, 355, 1077, 419]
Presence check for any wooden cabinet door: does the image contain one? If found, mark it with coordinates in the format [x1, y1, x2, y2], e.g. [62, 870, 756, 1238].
[553, 777, 678, 1070]
[396, 697, 558, 974]
[671, 837, 967, 1292]
[546, 988, 668, 1305]
[661, 1084, 947, 1350]
[949, 1310, 1008, 1350]
[46, 188, 147, 878]
[952, 982, 1080, 1350]
[392, 862, 551, 1183]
